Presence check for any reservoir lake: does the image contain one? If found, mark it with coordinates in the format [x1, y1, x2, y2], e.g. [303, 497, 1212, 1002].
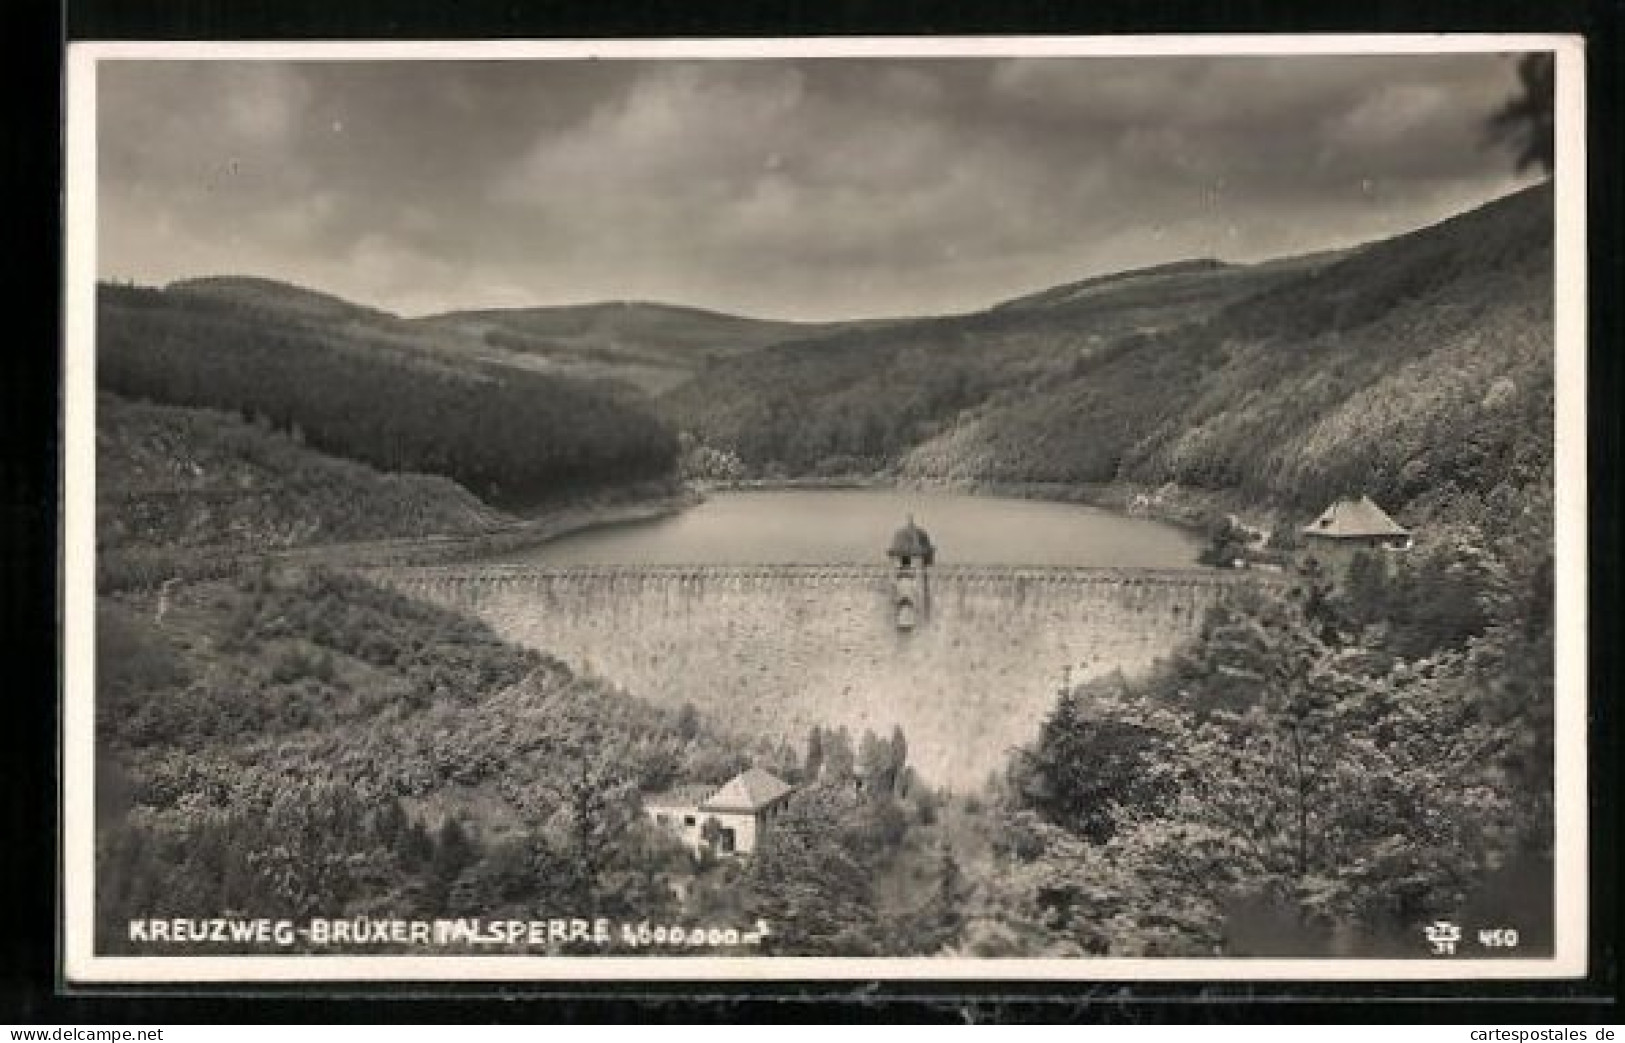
[490, 488, 1204, 568]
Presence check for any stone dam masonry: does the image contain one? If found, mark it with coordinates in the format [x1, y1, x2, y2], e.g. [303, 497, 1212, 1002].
[366, 563, 1283, 789]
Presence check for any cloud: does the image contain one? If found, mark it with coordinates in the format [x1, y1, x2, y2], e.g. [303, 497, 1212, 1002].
[94, 53, 1541, 320]
[221, 64, 312, 142]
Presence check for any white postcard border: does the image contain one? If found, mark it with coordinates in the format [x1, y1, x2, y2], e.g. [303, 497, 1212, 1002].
[61, 33, 1591, 985]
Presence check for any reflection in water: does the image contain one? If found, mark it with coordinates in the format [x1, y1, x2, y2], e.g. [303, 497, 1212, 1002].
[492, 489, 1202, 568]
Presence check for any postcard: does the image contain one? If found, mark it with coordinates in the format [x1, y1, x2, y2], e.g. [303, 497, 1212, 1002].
[61, 34, 1588, 983]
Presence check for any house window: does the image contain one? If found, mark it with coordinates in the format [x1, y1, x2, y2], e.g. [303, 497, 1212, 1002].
[719, 828, 736, 853]
[656, 813, 671, 826]
[682, 815, 696, 827]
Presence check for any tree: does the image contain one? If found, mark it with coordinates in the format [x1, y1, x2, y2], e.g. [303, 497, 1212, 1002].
[1342, 550, 1390, 626]
[1010, 685, 1179, 843]
[765, 739, 804, 785]
[745, 787, 877, 955]
[888, 725, 910, 796]
[429, 816, 476, 908]
[554, 753, 633, 910]
[803, 725, 825, 781]
[858, 729, 895, 796]
[993, 583, 1541, 955]
[700, 815, 725, 853]
[447, 835, 534, 918]
[1197, 516, 1249, 568]
[675, 701, 700, 741]
[246, 780, 387, 919]
[395, 817, 434, 870]
[1487, 53, 1555, 174]
[1383, 529, 1502, 658]
[929, 843, 967, 946]
[823, 726, 856, 780]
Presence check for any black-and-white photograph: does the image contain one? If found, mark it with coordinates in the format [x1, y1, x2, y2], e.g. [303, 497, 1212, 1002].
[62, 37, 1587, 981]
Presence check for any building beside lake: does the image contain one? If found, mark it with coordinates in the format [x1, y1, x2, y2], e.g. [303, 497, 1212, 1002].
[1301, 495, 1412, 564]
[644, 767, 794, 856]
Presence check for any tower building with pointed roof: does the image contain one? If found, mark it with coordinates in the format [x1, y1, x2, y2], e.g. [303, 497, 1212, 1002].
[887, 514, 934, 630]
[887, 514, 936, 568]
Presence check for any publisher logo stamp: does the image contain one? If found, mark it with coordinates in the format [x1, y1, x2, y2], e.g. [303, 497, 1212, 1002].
[1424, 920, 1462, 956]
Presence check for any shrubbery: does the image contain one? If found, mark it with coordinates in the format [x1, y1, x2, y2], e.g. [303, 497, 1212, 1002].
[980, 489, 1554, 956]
[95, 566, 749, 952]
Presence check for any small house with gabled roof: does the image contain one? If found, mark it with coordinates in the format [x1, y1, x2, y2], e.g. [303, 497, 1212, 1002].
[1301, 495, 1413, 563]
[643, 767, 794, 856]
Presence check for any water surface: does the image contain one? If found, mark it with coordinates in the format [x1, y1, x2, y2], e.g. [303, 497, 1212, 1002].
[490, 488, 1202, 567]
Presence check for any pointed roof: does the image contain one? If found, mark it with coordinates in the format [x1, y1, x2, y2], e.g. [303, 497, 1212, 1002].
[644, 784, 718, 810]
[700, 767, 794, 813]
[1302, 495, 1410, 539]
[888, 514, 936, 561]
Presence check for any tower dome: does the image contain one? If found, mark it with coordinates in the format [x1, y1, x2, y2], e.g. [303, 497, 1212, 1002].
[887, 514, 935, 567]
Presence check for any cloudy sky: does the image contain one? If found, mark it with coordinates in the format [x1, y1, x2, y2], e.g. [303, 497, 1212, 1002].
[96, 53, 1542, 321]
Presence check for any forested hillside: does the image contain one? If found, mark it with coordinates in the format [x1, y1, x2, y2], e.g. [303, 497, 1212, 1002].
[662, 254, 1329, 478]
[904, 183, 1553, 519]
[664, 184, 1553, 528]
[167, 276, 396, 325]
[418, 302, 883, 395]
[98, 283, 679, 510]
[96, 567, 752, 951]
[947, 185, 1560, 956]
[97, 567, 969, 956]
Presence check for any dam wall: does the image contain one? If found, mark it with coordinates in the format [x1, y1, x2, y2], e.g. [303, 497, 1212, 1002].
[367, 564, 1279, 789]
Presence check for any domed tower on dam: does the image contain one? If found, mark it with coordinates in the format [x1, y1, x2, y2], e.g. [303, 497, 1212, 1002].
[887, 514, 935, 631]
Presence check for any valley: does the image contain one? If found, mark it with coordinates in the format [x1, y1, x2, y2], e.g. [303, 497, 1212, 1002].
[90, 179, 1558, 958]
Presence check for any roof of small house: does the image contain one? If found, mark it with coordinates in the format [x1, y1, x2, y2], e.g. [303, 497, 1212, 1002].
[700, 767, 794, 813]
[888, 515, 935, 560]
[1301, 495, 1410, 540]
[644, 784, 717, 811]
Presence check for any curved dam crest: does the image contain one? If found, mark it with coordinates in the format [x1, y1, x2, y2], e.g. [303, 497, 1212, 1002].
[365, 563, 1283, 789]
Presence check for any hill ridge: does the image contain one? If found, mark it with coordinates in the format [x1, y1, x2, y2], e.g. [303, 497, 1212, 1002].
[128, 182, 1544, 328]
[666, 181, 1553, 528]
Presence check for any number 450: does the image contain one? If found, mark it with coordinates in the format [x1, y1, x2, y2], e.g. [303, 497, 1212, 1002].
[1479, 928, 1520, 948]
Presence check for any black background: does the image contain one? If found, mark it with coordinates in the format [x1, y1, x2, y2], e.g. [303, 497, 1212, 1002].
[3, 0, 1620, 1023]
